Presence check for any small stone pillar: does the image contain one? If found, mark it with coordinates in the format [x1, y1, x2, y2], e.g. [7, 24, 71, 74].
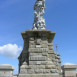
[0, 64, 14, 77]
[62, 64, 77, 77]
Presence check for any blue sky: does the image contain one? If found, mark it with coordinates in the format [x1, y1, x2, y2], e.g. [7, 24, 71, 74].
[0, 0, 77, 74]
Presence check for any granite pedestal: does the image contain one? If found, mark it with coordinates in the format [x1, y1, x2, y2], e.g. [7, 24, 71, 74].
[18, 30, 62, 77]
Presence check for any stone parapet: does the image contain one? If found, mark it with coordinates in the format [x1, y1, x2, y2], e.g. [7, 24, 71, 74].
[62, 64, 77, 77]
[0, 64, 14, 77]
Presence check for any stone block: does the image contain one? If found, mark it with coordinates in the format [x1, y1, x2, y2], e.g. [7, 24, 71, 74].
[41, 61, 54, 65]
[29, 41, 34, 44]
[36, 61, 41, 65]
[45, 65, 55, 69]
[32, 65, 45, 69]
[64, 70, 76, 77]
[29, 61, 42, 65]
[27, 69, 34, 74]
[35, 69, 43, 73]
[20, 65, 26, 69]
[29, 45, 35, 48]
[36, 45, 41, 48]
[29, 37, 34, 41]
[29, 56, 46, 61]
[49, 46, 53, 50]
[50, 69, 57, 73]
[41, 44, 48, 48]
[42, 41, 48, 44]
[29, 53, 42, 56]
[20, 65, 32, 69]
[42, 52, 48, 56]
[35, 39, 41, 45]
[20, 69, 27, 74]
[48, 42, 53, 46]
[22, 62, 27, 65]
[43, 69, 50, 73]
[63, 65, 77, 69]
[62, 64, 77, 77]
[47, 61, 54, 65]
[29, 48, 48, 53]
[48, 54, 55, 58]
[38, 65, 45, 69]
[29, 61, 37, 65]
[48, 50, 54, 54]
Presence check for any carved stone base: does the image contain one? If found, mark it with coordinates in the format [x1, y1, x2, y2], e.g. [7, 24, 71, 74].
[18, 30, 62, 76]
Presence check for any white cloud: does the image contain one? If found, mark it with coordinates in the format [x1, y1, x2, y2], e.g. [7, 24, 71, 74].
[0, 44, 22, 58]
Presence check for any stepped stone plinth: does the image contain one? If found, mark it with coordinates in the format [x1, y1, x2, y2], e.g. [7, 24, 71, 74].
[18, 30, 62, 77]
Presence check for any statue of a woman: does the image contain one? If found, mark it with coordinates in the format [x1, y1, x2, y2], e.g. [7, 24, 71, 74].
[33, 0, 46, 29]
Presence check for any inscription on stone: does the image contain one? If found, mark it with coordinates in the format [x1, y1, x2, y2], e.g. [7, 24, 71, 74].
[29, 48, 48, 52]
[29, 56, 46, 61]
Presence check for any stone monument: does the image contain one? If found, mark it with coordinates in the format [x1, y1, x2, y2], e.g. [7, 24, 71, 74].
[18, 0, 62, 77]
[0, 0, 77, 77]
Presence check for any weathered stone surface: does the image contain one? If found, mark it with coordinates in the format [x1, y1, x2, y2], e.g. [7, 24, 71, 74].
[49, 46, 53, 50]
[36, 61, 41, 65]
[41, 61, 54, 65]
[32, 65, 45, 69]
[42, 52, 48, 56]
[41, 44, 48, 48]
[20, 65, 32, 69]
[0, 64, 14, 77]
[0, 64, 14, 70]
[63, 65, 77, 68]
[20, 69, 27, 74]
[35, 69, 43, 73]
[29, 48, 48, 53]
[36, 45, 41, 48]
[35, 39, 41, 45]
[41, 61, 48, 65]
[29, 61, 37, 65]
[18, 30, 61, 76]
[43, 69, 50, 73]
[18, 74, 62, 77]
[27, 69, 34, 74]
[29, 53, 42, 56]
[62, 64, 77, 77]
[48, 42, 53, 46]
[42, 41, 48, 44]
[50, 69, 57, 73]
[29, 56, 46, 61]
[29, 37, 34, 41]
[45, 65, 55, 69]
[48, 50, 54, 54]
